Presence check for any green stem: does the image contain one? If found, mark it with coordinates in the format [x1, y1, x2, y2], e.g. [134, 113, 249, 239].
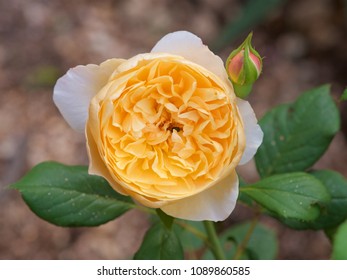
[135, 206, 209, 246]
[232, 207, 261, 260]
[176, 221, 209, 244]
[203, 221, 226, 260]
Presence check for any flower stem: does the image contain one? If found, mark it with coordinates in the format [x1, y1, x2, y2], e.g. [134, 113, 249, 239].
[135, 206, 209, 246]
[203, 221, 226, 260]
[232, 207, 261, 260]
[175, 221, 209, 244]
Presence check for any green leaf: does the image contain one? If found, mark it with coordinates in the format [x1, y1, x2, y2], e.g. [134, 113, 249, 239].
[212, 0, 286, 51]
[156, 209, 174, 230]
[134, 222, 184, 260]
[341, 88, 347, 101]
[332, 220, 347, 260]
[255, 85, 340, 177]
[282, 170, 347, 230]
[10, 161, 134, 227]
[174, 221, 205, 251]
[238, 176, 254, 206]
[238, 191, 254, 207]
[241, 172, 330, 221]
[204, 222, 278, 260]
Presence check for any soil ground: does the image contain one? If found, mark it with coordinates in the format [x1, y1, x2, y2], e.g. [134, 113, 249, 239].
[1, 0, 346, 259]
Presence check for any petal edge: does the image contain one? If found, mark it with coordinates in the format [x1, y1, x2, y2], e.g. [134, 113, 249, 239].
[53, 59, 124, 132]
[237, 98, 263, 165]
[151, 31, 229, 84]
[160, 171, 239, 221]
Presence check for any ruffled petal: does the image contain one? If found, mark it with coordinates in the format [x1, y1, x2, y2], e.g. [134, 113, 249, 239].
[86, 123, 128, 196]
[151, 31, 229, 84]
[237, 98, 263, 165]
[160, 171, 239, 221]
[53, 59, 124, 132]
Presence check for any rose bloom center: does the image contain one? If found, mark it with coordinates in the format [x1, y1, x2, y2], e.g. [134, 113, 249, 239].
[89, 56, 244, 203]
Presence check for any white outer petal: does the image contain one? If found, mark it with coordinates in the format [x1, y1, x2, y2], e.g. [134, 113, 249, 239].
[151, 31, 229, 84]
[160, 171, 239, 221]
[53, 59, 123, 132]
[237, 98, 264, 165]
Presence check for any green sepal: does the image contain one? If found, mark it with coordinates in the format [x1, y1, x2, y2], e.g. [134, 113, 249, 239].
[226, 32, 262, 86]
[232, 83, 253, 99]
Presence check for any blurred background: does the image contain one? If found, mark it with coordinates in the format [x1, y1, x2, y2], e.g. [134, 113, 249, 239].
[0, 0, 346, 259]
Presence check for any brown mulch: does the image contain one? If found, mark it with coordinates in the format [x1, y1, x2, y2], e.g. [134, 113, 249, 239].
[1, 0, 346, 259]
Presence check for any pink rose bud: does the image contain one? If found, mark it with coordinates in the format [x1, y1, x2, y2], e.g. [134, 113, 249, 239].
[226, 33, 262, 98]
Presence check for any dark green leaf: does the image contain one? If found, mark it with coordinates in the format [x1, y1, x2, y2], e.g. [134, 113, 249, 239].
[238, 192, 254, 207]
[255, 85, 340, 177]
[204, 222, 278, 260]
[241, 172, 330, 221]
[332, 220, 347, 260]
[324, 227, 337, 242]
[174, 221, 205, 251]
[238, 176, 254, 206]
[156, 209, 174, 230]
[11, 161, 134, 227]
[341, 88, 347, 101]
[282, 170, 347, 230]
[134, 222, 184, 260]
[213, 0, 286, 51]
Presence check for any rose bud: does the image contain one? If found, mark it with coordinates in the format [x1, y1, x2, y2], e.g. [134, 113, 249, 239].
[226, 33, 262, 98]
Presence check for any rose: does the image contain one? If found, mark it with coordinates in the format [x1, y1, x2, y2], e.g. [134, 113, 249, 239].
[226, 33, 263, 99]
[53, 31, 263, 221]
[226, 33, 262, 87]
